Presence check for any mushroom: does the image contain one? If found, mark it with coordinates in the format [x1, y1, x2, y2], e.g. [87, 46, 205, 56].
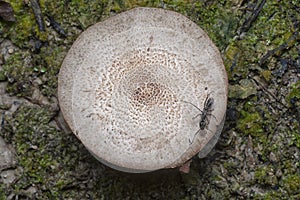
[58, 7, 228, 173]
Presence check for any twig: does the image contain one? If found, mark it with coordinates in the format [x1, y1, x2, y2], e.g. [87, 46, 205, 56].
[250, 76, 289, 109]
[46, 15, 67, 38]
[30, 0, 45, 32]
[239, 0, 267, 34]
[259, 31, 300, 66]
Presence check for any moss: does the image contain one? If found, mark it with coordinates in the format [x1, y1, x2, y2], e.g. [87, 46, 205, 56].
[290, 130, 300, 148]
[282, 174, 300, 195]
[3, 51, 35, 97]
[7, 1, 41, 47]
[224, 1, 298, 80]
[44, 0, 108, 30]
[205, 186, 231, 199]
[260, 70, 272, 82]
[1, 105, 89, 199]
[0, 70, 6, 81]
[2, 1, 110, 99]
[252, 191, 285, 200]
[181, 169, 200, 187]
[286, 81, 300, 107]
[223, 160, 239, 175]
[2, 36, 67, 99]
[187, 1, 239, 51]
[254, 166, 278, 187]
[228, 79, 257, 99]
[0, 185, 5, 200]
[0, 104, 10, 110]
[32, 45, 67, 97]
[5, 0, 109, 48]
[237, 110, 264, 137]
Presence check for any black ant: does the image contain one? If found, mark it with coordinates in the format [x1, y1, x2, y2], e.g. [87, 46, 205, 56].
[183, 94, 215, 144]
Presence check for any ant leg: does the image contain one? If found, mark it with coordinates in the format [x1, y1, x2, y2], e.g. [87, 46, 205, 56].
[206, 112, 217, 121]
[192, 113, 201, 119]
[182, 101, 203, 113]
[189, 129, 200, 144]
[190, 128, 214, 144]
[211, 114, 217, 120]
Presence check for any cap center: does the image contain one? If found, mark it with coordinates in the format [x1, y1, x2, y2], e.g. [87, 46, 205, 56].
[132, 82, 162, 106]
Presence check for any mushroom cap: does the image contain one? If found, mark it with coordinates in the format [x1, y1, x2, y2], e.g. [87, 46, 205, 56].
[58, 7, 228, 173]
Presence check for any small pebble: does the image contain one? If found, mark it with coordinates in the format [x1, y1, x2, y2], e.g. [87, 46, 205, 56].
[276, 169, 283, 178]
[8, 48, 14, 54]
[32, 78, 43, 86]
[269, 152, 278, 162]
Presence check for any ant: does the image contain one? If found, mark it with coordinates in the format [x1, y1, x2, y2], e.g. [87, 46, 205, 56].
[183, 94, 215, 144]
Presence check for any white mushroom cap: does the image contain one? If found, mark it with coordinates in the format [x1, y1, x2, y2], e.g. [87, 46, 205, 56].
[58, 7, 228, 173]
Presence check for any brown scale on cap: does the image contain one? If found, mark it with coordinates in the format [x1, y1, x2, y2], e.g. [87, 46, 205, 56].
[132, 82, 162, 106]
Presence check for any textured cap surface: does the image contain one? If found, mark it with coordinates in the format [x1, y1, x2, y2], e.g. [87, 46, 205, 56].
[58, 7, 228, 172]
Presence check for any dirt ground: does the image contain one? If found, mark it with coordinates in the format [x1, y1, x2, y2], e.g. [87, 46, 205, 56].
[0, 0, 299, 199]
